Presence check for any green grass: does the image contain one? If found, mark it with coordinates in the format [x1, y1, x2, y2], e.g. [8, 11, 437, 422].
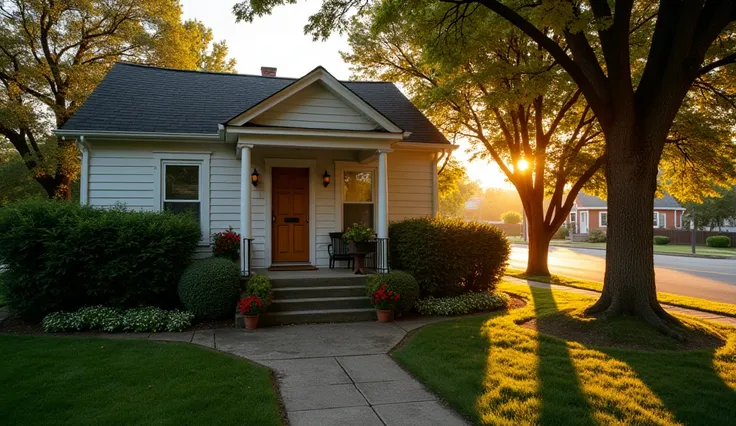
[508, 238, 736, 258]
[507, 268, 736, 318]
[0, 335, 283, 425]
[393, 282, 736, 425]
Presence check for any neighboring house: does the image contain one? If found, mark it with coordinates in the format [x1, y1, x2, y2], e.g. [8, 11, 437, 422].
[57, 63, 453, 273]
[567, 193, 686, 234]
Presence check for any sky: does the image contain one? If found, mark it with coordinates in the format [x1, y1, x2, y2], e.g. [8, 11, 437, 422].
[180, 0, 511, 189]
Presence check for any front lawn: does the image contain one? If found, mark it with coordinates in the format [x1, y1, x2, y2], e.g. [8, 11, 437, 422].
[0, 335, 283, 425]
[507, 269, 736, 318]
[393, 282, 736, 425]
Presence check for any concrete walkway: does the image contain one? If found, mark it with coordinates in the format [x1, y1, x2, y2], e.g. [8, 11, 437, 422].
[147, 318, 468, 426]
[505, 276, 736, 327]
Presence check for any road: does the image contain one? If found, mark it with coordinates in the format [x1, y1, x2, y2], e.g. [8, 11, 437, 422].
[509, 244, 736, 304]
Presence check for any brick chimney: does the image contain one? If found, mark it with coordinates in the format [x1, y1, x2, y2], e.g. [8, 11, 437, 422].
[260, 67, 277, 77]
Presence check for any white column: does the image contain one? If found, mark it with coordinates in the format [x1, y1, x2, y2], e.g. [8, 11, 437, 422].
[240, 145, 253, 273]
[78, 136, 89, 205]
[377, 150, 389, 239]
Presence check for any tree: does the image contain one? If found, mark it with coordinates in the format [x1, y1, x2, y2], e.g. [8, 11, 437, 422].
[438, 159, 480, 217]
[0, 1, 237, 199]
[501, 211, 522, 225]
[234, 0, 736, 337]
[688, 187, 736, 230]
[341, 3, 605, 275]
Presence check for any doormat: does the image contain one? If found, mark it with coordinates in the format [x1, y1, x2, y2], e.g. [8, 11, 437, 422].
[267, 265, 319, 272]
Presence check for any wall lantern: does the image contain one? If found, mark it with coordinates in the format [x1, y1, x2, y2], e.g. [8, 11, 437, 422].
[322, 170, 331, 188]
[251, 169, 260, 187]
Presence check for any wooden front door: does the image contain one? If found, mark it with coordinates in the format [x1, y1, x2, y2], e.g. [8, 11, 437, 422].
[272, 167, 310, 263]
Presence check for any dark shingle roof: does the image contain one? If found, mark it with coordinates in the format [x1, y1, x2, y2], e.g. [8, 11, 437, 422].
[577, 193, 684, 209]
[61, 63, 449, 144]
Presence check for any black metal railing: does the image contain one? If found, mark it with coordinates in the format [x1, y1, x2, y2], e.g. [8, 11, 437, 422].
[240, 237, 253, 277]
[364, 238, 390, 274]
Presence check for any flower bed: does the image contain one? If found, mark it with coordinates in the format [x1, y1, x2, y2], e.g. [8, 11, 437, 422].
[42, 306, 194, 333]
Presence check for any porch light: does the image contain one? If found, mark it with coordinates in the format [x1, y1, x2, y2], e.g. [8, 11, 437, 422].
[251, 169, 260, 187]
[322, 170, 331, 187]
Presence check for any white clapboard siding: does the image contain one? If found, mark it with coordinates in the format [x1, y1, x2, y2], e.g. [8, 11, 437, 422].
[88, 148, 155, 210]
[251, 83, 380, 131]
[387, 151, 435, 221]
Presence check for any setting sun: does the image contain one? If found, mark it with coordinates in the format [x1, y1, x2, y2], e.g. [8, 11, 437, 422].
[516, 159, 530, 172]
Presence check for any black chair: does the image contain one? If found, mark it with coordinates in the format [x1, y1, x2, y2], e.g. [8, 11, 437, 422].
[328, 232, 354, 269]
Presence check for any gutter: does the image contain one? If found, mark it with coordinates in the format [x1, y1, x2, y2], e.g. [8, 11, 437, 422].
[55, 129, 222, 141]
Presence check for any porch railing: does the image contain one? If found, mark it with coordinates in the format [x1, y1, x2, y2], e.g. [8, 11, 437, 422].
[240, 237, 253, 277]
[364, 238, 390, 274]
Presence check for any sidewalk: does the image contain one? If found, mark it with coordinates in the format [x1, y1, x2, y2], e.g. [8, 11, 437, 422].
[504, 276, 736, 327]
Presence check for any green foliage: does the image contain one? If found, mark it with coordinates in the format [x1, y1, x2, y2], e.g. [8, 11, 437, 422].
[686, 187, 736, 230]
[438, 159, 480, 217]
[244, 275, 273, 309]
[342, 223, 374, 243]
[41, 306, 194, 333]
[586, 229, 607, 243]
[0, 200, 201, 318]
[389, 217, 510, 297]
[552, 224, 569, 240]
[414, 292, 510, 316]
[706, 236, 731, 248]
[653, 236, 670, 245]
[501, 211, 522, 224]
[178, 257, 240, 319]
[366, 271, 420, 315]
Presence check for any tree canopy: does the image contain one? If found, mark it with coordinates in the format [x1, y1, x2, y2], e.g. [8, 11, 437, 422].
[0, 0, 237, 199]
[437, 159, 480, 217]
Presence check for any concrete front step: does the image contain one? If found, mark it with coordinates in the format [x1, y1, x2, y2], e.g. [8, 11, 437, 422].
[270, 296, 373, 313]
[272, 285, 366, 299]
[270, 276, 368, 289]
[262, 308, 377, 326]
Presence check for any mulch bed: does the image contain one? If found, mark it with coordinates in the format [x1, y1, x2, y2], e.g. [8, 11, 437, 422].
[505, 293, 528, 310]
[519, 315, 725, 351]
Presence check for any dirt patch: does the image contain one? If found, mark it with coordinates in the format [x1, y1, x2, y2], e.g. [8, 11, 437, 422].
[505, 293, 528, 310]
[519, 314, 725, 351]
[0, 315, 43, 335]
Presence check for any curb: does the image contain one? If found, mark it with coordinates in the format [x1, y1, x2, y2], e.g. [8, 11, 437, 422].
[509, 242, 734, 260]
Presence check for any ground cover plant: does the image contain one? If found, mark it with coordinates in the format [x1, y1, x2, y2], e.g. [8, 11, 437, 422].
[414, 292, 510, 316]
[41, 306, 194, 333]
[393, 281, 736, 425]
[0, 335, 282, 425]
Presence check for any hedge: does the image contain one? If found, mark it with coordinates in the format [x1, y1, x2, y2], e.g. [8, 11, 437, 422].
[0, 200, 201, 319]
[178, 257, 240, 319]
[706, 235, 731, 248]
[587, 229, 607, 243]
[653, 236, 670, 245]
[389, 217, 510, 297]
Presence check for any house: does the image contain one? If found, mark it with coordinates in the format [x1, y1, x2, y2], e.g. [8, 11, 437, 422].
[567, 193, 686, 234]
[56, 63, 453, 274]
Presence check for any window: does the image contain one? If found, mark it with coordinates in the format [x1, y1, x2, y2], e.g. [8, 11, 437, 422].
[599, 212, 608, 227]
[653, 212, 662, 228]
[569, 212, 577, 223]
[343, 170, 374, 229]
[163, 164, 201, 225]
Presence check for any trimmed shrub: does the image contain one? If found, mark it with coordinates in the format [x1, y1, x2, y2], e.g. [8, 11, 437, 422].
[706, 235, 731, 248]
[414, 293, 510, 316]
[552, 224, 569, 240]
[653, 236, 670, 245]
[366, 271, 420, 315]
[178, 257, 240, 319]
[0, 200, 201, 319]
[587, 228, 607, 243]
[244, 275, 273, 309]
[389, 218, 510, 297]
[41, 306, 194, 333]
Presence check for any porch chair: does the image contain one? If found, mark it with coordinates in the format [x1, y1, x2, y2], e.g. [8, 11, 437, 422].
[327, 232, 354, 269]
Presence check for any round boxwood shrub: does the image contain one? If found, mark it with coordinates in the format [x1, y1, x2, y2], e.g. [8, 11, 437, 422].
[653, 236, 670, 245]
[706, 235, 731, 248]
[178, 257, 240, 319]
[366, 271, 420, 315]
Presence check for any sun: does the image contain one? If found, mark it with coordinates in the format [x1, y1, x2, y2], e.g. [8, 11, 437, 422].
[516, 159, 530, 172]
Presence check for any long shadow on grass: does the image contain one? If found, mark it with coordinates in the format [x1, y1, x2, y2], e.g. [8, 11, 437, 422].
[530, 285, 596, 426]
[605, 336, 736, 425]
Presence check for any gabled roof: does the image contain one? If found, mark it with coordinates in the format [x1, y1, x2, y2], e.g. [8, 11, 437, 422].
[577, 193, 684, 209]
[60, 63, 449, 144]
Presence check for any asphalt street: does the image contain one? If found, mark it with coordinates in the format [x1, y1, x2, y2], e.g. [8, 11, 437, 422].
[509, 244, 736, 304]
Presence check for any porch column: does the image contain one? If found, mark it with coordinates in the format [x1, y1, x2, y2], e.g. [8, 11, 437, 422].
[240, 145, 253, 274]
[377, 150, 390, 272]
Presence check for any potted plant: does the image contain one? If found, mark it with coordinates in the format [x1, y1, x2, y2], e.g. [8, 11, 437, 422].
[237, 296, 264, 329]
[372, 284, 400, 323]
[342, 223, 375, 254]
[213, 226, 241, 264]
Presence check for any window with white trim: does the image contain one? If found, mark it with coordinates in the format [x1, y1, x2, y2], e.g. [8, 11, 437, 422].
[653, 212, 666, 228]
[599, 212, 608, 227]
[343, 170, 374, 230]
[155, 154, 210, 243]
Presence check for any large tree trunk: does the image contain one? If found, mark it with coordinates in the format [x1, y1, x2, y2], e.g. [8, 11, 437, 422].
[584, 128, 682, 339]
[526, 214, 551, 276]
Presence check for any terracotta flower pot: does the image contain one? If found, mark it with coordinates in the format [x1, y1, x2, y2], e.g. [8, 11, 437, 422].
[245, 314, 260, 329]
[376, 309, 393, 323]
